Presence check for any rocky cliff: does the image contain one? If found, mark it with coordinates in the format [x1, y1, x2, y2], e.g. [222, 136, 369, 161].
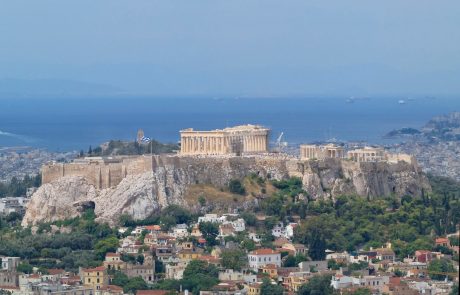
[22, 155, 430, 227]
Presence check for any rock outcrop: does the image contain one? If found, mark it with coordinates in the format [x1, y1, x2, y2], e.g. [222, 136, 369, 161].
[22, 155, 431, 227]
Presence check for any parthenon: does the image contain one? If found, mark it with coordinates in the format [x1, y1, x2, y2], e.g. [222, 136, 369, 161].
[180, 124, 269, 155]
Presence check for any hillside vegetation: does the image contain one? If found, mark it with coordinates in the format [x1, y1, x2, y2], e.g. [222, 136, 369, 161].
[82, 139, 178, 157]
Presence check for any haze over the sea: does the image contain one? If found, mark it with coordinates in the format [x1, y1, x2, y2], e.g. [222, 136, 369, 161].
[0, 97, 458, 151]
[0, 1, 459, 150]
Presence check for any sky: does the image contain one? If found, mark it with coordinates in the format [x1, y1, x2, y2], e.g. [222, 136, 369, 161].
[0, 0, 459, 97]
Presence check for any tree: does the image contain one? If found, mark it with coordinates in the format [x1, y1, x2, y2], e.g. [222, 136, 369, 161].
[182, 260, 219, 295]
[240, 212, 257, 226]
[124, 277, 148, 293]
[260, 278, 283, 295]
[111, 271, 147, 293]
[161, 205, 192, 224]
[198, 195, 206, 206]
[283, 255, 297, 267]
[199, 222, 219, 246]
[294, 214, 343, 257]
[351, 288, 372, 295]
[428, 259, 455, 281]
[94, 236, 119, 260]
[16, 262, 33, 274]
[394, 269, 406, 277]
[221, 249, 246, 271]
[297, 275, 334, 295]
[228, 179, 246, 195]
[183, 260, 218, 278]
[241, 239, 256, 251]
[111, 271, 130, 286]
[136, 254, 145, 265]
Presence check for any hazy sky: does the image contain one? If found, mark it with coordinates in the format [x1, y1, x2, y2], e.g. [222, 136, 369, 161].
[0, 0, 459, 97]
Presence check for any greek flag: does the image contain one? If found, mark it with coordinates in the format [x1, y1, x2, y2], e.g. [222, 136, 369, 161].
[141, 136, 151, 143]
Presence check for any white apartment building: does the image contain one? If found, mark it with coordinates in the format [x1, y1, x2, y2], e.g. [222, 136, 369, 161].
[247, 249, 281, 270]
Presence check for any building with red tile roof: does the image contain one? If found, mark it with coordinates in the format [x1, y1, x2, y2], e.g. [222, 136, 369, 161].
[248, 248, 281, 270]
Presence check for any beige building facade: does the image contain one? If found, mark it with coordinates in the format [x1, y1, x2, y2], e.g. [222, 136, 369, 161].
[300, 144, 345, 160]
[180, 124, 270, 155]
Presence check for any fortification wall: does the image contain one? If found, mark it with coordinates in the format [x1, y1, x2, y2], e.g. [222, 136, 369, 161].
[41, 153, 427, 198]
[42, 156, 155, 189]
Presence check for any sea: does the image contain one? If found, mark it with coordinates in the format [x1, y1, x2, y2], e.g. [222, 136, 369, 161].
[0, 96, 459, 152]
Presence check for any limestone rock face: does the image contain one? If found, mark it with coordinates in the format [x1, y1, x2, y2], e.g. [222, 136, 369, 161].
[22, 155, 431, 227]
[21, 176, 98, 226]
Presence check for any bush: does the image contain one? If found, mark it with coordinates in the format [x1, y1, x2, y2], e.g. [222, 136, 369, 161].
[229, 179, 246, 195]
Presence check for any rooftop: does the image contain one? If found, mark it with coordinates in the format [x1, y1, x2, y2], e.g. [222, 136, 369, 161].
[250, 248, 279, 255]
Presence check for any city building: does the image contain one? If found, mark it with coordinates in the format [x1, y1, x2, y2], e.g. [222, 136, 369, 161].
[81, 266, 109, 291]
[248, 249, 281, 270]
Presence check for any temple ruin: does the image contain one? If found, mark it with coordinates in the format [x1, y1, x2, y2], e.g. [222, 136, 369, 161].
[179, 124, 270, 155]
[300, 144, 345, 160]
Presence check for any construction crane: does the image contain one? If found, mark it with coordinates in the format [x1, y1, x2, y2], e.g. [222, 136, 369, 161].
[275, 132, 288, 153]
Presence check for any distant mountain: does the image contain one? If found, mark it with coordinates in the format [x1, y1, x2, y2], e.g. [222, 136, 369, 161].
[0, 78, 125, 98]
[385, 112, 460, 141]
[422, 112, 460, 141]
[384, 127, 421, 138]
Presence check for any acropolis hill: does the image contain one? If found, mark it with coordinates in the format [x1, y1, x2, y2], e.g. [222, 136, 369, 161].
[24, 125, 430, 226]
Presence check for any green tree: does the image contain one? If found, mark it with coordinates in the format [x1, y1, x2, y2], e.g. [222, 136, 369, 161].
[283, 255, 297, 267]
[182, 260, 219, 295]
[221, 249, 246, 271]
[240, 212, 257, 226]
[228, 179, 246, 195]
[16, 262, 33, 274]
[260, 278, 283, 295]
[111, 271, 130, 286]
[124, 277, 148, 293]
[94, 236, 119, 260]
[198, 195, 206, 206]
[137, 254, 145, 265]
[297, 275, 334, 295]
[198, 222, 219, 246]
[161, 205, 192, 224]
[428, 259, 455, 281]
[241, 239, 256, 251]
[351, 288, 372, 295]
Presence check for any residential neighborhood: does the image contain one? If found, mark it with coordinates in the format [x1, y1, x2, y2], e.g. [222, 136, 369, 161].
[1, 210, 458, 295]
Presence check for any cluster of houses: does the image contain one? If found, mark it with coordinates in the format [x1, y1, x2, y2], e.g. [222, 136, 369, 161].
[0, 212, 458, 295]
[327, 239, 459, 295]
[0, 197, 29, 216]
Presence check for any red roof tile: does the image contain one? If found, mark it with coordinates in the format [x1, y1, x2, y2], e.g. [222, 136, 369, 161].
[136, 291, 170, 295]
[47, 268, 65, 275]
[106, 253, 120, 257]
[82, 266, 106, 272]
[251, 248, 279, 255]
[100, 285, 123, 292]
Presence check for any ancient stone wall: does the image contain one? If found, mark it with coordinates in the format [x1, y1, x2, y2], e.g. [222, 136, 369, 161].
[41, 156, 153, 189]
